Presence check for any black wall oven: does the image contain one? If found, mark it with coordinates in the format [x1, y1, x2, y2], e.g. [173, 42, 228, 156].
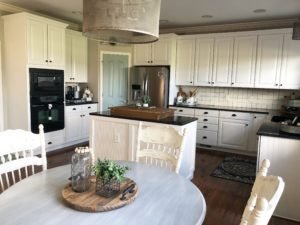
[29, 68, 64, 133]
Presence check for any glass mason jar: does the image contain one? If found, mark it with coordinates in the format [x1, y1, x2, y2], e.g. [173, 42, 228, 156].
[71, 147, 91, 192]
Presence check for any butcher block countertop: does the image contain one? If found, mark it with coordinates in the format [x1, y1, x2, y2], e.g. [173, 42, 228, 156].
[90, 110, 198, 126]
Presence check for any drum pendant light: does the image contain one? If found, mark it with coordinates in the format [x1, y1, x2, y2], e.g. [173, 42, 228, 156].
[83, 0, 161, 44]
[292, 21, 300, 40]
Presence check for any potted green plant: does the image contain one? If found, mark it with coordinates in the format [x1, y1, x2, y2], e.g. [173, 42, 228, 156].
[93, 159, 129, 197]
[142, 95, 151, 107]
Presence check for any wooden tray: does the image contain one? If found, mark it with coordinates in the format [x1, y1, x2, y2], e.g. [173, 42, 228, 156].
[110, 106, 175, 120]
[62, 178, 138, 212]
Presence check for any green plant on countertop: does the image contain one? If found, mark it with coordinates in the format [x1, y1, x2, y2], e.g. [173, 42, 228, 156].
[142, 95, 151, 104]
[93, 159, 129, 183]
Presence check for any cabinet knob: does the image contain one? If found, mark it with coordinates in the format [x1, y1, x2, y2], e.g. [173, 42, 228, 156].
[203, 119, 208, 122]
[232, 114, 237, 117]
[190, 81, 193, 84]
[275, 84, 278, 86]
[279, 84, 283, 86]
[254, 116, 257, 119]
[73, 108, 76, 110]
[211, 82, 215, 84]
[45, 60, 48, 62]
[88, 106, 91, 109]
[49, 60, 53, 63]
[203, 126, 208, 129]
[231, 82, 234, 85]
[48, 141, 52, 145]
[245, 124, 248, 127]
[204, 112, 208, 114]
[82, 114, 85, 117]
[179, 110, 183, 112]
[208, 82, 211, 84]
[202, 136, 207, 139]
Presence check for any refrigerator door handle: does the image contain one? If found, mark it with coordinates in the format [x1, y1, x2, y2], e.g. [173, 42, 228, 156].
[144, 74, 149, 96]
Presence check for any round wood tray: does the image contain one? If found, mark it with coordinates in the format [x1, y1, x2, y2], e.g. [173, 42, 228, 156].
[62, 177, 138, 212]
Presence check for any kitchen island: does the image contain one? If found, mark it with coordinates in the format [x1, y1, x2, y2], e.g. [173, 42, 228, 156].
[89, 111, 198, 179]
[257, 122, 300, 222]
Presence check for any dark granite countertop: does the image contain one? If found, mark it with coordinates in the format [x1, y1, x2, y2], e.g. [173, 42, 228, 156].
[257, 122, 300, 140]
[169, 104, 269, 114]
[90, 111, 198, 126]
[66, 101, 98, 106]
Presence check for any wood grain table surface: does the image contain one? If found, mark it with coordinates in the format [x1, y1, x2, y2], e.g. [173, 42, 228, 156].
[0, 161, 206, 225]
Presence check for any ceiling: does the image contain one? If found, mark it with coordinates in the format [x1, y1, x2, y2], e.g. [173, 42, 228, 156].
[0, 0, 300, 29]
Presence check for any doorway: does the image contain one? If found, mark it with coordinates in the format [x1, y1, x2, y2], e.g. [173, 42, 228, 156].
[100, 52, 130, 111]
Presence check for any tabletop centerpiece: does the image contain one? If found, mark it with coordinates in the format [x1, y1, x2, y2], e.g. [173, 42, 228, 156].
[142, 95, 151, 107]
[93, 159, 129, 197]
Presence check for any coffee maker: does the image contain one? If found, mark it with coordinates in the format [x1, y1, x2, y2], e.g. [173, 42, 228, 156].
[65, 86, 73, 100]
[73, 85, 80, 99]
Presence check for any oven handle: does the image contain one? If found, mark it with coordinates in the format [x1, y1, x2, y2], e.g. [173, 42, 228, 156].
[48, 104, 53, 120]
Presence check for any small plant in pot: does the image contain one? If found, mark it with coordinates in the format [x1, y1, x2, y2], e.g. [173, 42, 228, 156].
[93, 159, 129, 198]
[142, 95, 151, 107]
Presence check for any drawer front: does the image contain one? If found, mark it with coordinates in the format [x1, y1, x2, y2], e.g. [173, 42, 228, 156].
[219, 111, 252, 120]
[45, 134, 65, 148]
[66, 105, 82, 113]
[195, 109, 219, 117]
[82, 104, 98, 112]
[197, 116, 219, 125]
[170, 107, 195, 116]
[197, 130, 218, 146]
[198, 122, 218, 132]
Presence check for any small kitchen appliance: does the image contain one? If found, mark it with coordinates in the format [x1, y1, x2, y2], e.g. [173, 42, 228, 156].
[73, 85, 80, 99]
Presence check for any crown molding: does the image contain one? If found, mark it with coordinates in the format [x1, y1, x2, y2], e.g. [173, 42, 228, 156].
[0, 2, 81, 31]
[159, 18, 298, 35]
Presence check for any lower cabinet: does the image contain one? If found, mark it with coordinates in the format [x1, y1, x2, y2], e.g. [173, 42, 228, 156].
[65, 104, 97, 143]
[44, 129, 65, 151]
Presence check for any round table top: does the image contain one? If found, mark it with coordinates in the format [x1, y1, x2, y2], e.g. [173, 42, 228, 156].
[0, 162, 206, 225]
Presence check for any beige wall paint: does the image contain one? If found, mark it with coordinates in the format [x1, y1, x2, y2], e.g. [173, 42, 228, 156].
[0, 18, 4, 131]
[87, 40, 133, 109]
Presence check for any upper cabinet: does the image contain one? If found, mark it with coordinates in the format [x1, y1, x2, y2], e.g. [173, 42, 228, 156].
[133, 34, 175, 65]
[27, 16, 66, 69]
[65, 30, 88, 83]
[175, 28, 300, 90]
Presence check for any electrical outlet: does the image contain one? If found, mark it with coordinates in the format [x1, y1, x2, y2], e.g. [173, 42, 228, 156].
[113, 133, 120, 143]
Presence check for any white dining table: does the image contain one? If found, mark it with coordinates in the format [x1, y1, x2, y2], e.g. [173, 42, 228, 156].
[0, 161, 206, 225]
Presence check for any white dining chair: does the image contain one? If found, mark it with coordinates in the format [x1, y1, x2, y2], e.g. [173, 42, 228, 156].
[0, 124, 47, 193]
[240, 159, 285, 225]
[136, 122, 187, 174]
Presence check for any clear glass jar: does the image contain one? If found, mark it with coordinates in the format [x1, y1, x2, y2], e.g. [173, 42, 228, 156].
[71, 147, 91, 192]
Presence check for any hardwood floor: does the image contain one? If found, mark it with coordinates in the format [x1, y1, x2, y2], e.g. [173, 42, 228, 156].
[46, 145, 300, 225]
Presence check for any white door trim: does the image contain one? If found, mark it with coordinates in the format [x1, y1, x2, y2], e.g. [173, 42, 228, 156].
[0, 41, 4, 131]
[99, 51, 131, 111]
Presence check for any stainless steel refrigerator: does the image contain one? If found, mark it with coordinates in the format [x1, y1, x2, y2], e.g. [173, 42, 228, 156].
[130, 66, 170, 108]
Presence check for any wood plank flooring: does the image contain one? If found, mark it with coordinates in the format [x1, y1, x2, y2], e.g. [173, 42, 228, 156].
[46, 144, 299, 225]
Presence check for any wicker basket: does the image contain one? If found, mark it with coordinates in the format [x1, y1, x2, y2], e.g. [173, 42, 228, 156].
[95, 177, 120, 198]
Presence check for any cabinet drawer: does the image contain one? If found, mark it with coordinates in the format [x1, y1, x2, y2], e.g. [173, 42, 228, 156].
[219, 111, 252, 120]
[170, 107, 195, 116]
[197, 130, 218, 146]
[66, 105, 82, 113]
[45, 130, 65, 148]
[198, 122, 218, 132]
[82, 104, 97, 112]
[195, 109, 219, 117]
[197, 116, 219, 125]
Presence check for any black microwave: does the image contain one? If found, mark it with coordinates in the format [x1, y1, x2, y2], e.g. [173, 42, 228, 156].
[30, 68, 64, 104]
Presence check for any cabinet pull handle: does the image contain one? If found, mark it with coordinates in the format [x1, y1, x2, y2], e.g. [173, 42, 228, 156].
[203, 119, 208, 122]
[211, 82, 214, 84]
[190, 81, 193, 84]
[208, 82, 211, 84]
[231, 82, 234, 85]
[204, 112, 208, 114]
[82, 115, 85, 117]
[73, 108, 76, 110]
[88, 106, 91, 109]
[49, 60, 53, 63]
[45, 60, 48, 62]
[48, 142, 52, 145]
[275, 84, 278, 86]
[254, 116, 257, 119]
[203, 126, 208, 129]
[179, 110, 183, 112]
[202, 136, 207, 139]
[232, 114, 237, 117]
[245, 124, 248, 127]
[279, 84, 283, 86]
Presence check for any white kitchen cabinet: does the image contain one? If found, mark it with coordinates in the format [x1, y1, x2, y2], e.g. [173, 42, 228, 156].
[65, 104, 97, 143]
[27, 17, 66, 69]
[212, 36, 234, 87]
[44, 129, 65, 151]
[170, 107, 195, 117]
[279, 33, 300, 89]
[194, 38, 214, 86]
[175, 39, 195, 85]
[133, 35, 173, 65]
[255, 34, 284, 88]
[65, 30, 88, 82]
[231, 35, 257, 88]
[248, 114, 267, 152]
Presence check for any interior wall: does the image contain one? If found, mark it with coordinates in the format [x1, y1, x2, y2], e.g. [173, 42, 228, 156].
[0, 17, 4, 131]
[87, 40, 133, 110]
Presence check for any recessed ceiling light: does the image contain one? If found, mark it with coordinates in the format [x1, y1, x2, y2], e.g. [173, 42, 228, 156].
[201, 15, 213, 19]
[72, 11, 82, 15]
[253, 9, 267, 13]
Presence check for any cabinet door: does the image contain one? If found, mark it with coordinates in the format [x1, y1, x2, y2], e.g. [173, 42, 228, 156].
[212, 37, 234, 87]
[27, 19, 48, 66]
[65, 110, 82, 142]
[65, 32, 73, 81]
[218, 118, 250, 150]
[47, 24, 65, 69]
[194, 38, 214, 86]
[151, 38, 170, 65]
[232, 36, 257, 88]
[279, 33, 300, 89]
[81, 104, 98, 138]
[175, 39, 195, 85]
[255, 34, 283, 88]
[133, 44, 151, 65]
[72, 34, 88, 82]
[248, 114, 266, 153]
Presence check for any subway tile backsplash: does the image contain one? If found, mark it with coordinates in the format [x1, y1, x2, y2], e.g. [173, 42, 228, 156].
[179, 87, 299, 110]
